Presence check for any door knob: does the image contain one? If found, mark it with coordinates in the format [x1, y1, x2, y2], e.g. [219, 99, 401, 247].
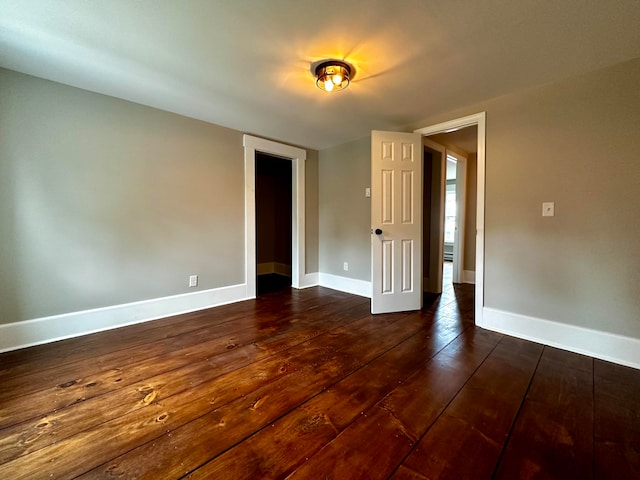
[374, 228, 383, 235]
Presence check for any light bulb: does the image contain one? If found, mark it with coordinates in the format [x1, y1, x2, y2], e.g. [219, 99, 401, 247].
[315, 61, 352, 92]
[324, 78, 334, 92]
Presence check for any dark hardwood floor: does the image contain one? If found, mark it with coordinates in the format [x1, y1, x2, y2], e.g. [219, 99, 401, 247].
[1, 274, 639, 478]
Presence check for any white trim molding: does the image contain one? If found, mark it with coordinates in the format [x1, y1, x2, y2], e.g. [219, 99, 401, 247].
[243, 135, 307, 298]
[299, 273, 319, 289]
[318, 273, 371, 298]
[482, 307, 640, 369]
[0, 284, 249, 353]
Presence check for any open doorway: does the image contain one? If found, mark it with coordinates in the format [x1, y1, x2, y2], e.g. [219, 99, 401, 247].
[421, 126, 478, 309]
[444, 155, 458, 264]
[443, 155, 458, 293]
[415, 112, 485, 325]
[243, 134, 307, 299]
[255, 153, 292, 295]
[370, 113, 485, 323]
[428, 127, 477, 286]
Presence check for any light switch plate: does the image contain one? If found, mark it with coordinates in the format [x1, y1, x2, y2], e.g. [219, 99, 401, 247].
[365, 187, 371, 198]
[542, 202, 555, 217]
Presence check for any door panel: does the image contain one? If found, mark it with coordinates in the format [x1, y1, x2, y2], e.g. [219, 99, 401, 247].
[401, 171, 414, 223]
[401, 239, 413, 292]
[382, 240, 393, 293]
[371, 131, 422, 314]
[382, 170, 394, 223]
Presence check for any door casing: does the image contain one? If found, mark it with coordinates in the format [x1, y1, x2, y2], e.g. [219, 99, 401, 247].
[243, 135, 306, 298]
[414, 112, 486, 326]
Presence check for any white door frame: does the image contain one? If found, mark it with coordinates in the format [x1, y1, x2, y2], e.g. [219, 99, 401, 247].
[414, 112, 486, 326]
[243, 135, 306, 298]
[421, 143, 467, 290]
[423, 138, 446, 294]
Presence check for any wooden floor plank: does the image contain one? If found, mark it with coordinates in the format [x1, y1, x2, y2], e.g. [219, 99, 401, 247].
[389, 465, 429, 480]
[282, 328, 504, 480]
[397, 336, 543, 480]
[0, 300, 369, 464]
[493, 346, 594, 480]
[594, 359, 640, 479]
[0, 306, 412, 478]
[183, 315, 475, 479]
[0, 278, 638, 479]
[74, 311, 431, 479]
[0, 287, 347, 380]
[0, 294, 368, 431]
[0, 297, 266, 377]
[0, 289, 356, 391]
[0, 299, 372, 474]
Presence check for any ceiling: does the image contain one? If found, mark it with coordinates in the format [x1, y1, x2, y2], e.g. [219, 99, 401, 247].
[429, 126, 478, 156]
[2, 0, 640, 150]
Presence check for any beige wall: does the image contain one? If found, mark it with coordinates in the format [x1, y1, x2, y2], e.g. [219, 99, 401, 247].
[5, 55, 639, 342]
[480, 58, 640, 337]
[0, 69, 319, 325]
[320, 136, 476, 289]
[419, 58, 640, 339]
[318, 136, 371, 281]
[305, 149, 319, 274]
[318, 57, 640, 339]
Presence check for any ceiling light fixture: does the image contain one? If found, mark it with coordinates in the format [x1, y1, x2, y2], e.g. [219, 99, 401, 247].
[314, 60, 352, 92]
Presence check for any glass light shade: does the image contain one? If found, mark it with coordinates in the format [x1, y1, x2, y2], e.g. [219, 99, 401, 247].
[315, 61, 351, 92]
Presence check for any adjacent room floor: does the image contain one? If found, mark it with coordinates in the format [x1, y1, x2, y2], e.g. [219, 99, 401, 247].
[0, 276, 638, 478]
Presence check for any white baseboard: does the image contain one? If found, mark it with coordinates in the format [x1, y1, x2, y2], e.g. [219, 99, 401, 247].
[318, 273, 371, 298]
[462, 270, 476, 284]
[481, 307, 640, 369]
[297, 272, 319, 289]
[0, 284, 250, 353]
[12, 281, 636, 370]
[257, 262, 291, 276]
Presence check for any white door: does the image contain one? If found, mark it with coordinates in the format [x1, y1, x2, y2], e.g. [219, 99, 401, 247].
[371, 131, 423, 314]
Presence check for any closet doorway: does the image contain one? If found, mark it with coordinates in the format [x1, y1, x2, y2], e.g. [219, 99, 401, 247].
[255, 153, 292, 295]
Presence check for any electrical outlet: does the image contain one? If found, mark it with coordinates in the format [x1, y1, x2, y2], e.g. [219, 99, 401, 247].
[343, 262, 349, 271]
[542, 202, 555, 217]
[189, 275, 198, 287]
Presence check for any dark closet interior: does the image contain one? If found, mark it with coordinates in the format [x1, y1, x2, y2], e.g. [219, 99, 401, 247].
[255, 153, 292, 294]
